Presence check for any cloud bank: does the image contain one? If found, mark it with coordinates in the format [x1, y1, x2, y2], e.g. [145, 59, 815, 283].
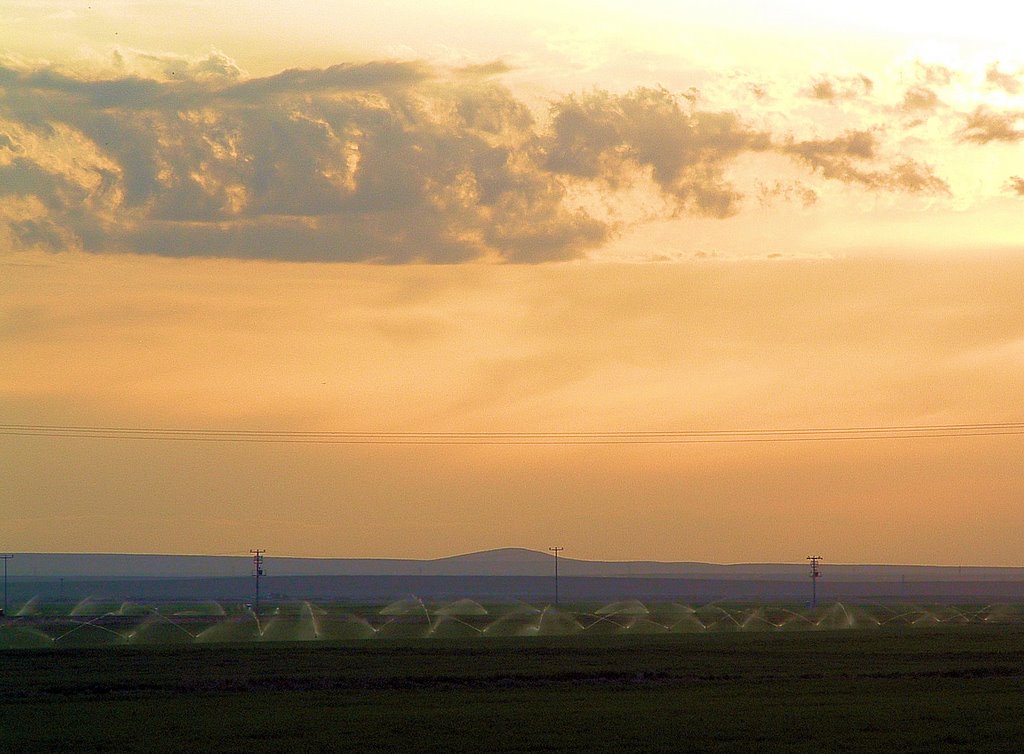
[958, 106, 1024, 144]
[0, 55, 954, 262]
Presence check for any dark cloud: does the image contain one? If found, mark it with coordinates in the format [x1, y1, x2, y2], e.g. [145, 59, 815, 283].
[755, 180, 818, 208]
[218, 61, 431, 99]
[0, 61, 950, 262]
[544, 87, 770, 217]
[900, 86, 940, 113]
[454, 60, 513, 77]
[885, 160, 952, 195]
[0, 61, 596, 261]
[782, 130, 876, 182]
[1, 66, 174, 110]
[958, 107, 1024, 144]
[782, 131, 949, 194]
[0, 60, 429, 111]
[1007, 176, 1024, 196]
[0, 158, 113, 251]
[985, 64, 1022, 95]
[804, 74, 873, 102]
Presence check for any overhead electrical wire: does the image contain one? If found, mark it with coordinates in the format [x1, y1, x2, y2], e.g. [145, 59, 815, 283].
[2, 422, 1024, 445]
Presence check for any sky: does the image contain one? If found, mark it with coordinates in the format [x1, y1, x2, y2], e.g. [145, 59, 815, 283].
[2, 1, 1023, 564]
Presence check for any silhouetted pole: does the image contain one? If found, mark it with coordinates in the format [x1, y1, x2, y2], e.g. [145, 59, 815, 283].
[807, 555, 822, 608]
[250, 549, 265, 616]
[549, 547, 564, 606]
[0, 554, 13, 616]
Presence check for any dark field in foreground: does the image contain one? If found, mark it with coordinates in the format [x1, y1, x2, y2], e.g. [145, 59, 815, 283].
[4, 625, 1024, 752]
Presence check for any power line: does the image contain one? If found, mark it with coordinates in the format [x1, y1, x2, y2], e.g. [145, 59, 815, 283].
[2, 421, 1024, 445]
[549, 547, 564, 606]
[807, 555, 822, 609]
[0, 555, 12, 617]
[250, 549, 265, 617]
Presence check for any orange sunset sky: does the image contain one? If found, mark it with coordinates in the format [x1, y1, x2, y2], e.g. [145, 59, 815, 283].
[2, 1, 1023, 564]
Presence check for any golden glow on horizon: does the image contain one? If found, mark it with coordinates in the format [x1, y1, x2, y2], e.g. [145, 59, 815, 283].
[4, 253, 1024, 564]
[2, 1, 1023, 564]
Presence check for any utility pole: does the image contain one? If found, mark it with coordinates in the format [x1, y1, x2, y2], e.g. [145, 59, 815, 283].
[0, 554, 13, 617]
[548, 547, 564, 606]
[807, 555, 822, 608]
[250, 549, 265, 616]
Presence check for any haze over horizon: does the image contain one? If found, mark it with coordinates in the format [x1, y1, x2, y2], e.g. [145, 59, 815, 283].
[3, 1, 1023, 565]
[8, 546, 1024, 572]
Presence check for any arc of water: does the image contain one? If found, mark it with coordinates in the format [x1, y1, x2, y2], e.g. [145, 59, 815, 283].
[741, 613, 776, 630]
[716, 608, 743, 628]
[428, 615, 484, 636]
[667, 616, 707, 631]
[581, 612, 631, 630]
[10, 625, 55, 644]
[531, 604, 557, 634]
[828, 602, 855, 628]
[142, 606, 197, 639]
[345, 613, 378, 634]
[536, 602, 585, 635]
[968, 604, 993, 620]
[671, 602, 697, 614]
[246, 605, 266, 637]
[302, 601, 321, 639]
[739, 607, 765, 629]
[54, 613, 127, 643]
[968, 604, 995, 622]
[15, 596, 40, 617]
[940, 606, 969, 623]
[415, 596, 433, 630]
[878, 611, 915, 625]
[777, 608, 815, 625]
[625, 617, 673, 632]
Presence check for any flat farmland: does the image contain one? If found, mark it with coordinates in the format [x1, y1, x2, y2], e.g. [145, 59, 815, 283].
[4, 624, 1024, 752]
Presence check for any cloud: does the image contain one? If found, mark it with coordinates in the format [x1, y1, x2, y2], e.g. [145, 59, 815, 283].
[885, 159, 952, 195]
[218, 61, 432, 99]
[454, 60, 513, 77]
[803, 74, 873, 102]
[0, 60, 601, 262]
[958, 106, 1024, 143]
[0, 59, 952, 262]
[900, 85, 941, 113]
[755, 180, 818, 208]
[781, 130, 949, 194]
[543, 87, 770, 217]
[914, 61, 955, 87]
[112, 49, 246, 84]
[985, 63, 1022, 95]
[1007, 176, 1024, 196]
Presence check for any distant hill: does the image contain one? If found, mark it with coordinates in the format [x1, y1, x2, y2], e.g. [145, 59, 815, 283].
[6, 548, 1023, 582]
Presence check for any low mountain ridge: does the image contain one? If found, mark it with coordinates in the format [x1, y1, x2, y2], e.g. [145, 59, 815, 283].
[5, 548, 1023, 582]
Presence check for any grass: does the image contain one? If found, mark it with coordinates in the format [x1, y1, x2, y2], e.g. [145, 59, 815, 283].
[4, 624, 1024, 752]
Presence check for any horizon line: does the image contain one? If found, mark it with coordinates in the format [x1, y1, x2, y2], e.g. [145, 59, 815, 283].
[6, 548, 1024, 570]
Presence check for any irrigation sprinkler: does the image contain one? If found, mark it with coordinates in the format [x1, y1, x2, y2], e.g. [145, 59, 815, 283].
[807, 555, 822, 608]
[250, 549, 265, 616]
[548, 547, 564, 606]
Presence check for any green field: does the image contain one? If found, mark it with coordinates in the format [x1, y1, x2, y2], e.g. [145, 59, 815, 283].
[4, 622, 1024, 752]
[3, 599, 1020, 648]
